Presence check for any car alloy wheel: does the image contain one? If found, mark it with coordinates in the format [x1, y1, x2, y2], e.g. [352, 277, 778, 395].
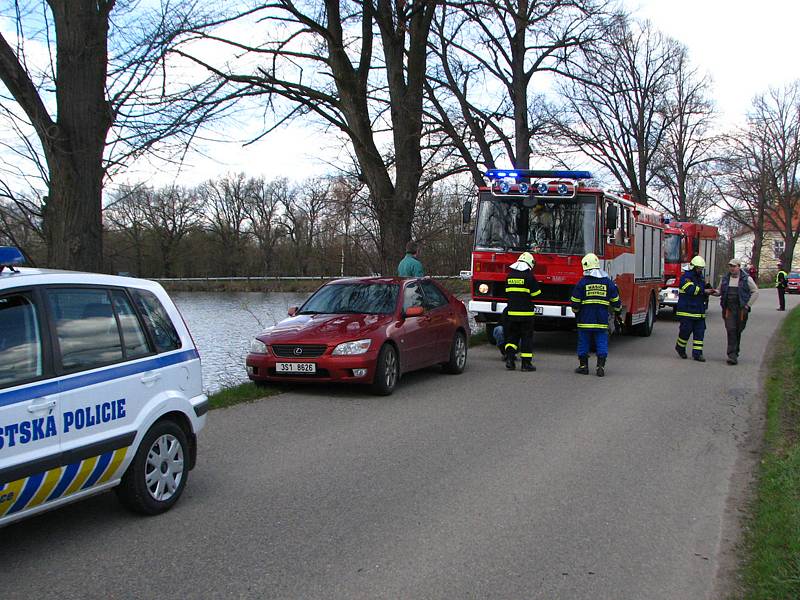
[145, 433, 185, 502]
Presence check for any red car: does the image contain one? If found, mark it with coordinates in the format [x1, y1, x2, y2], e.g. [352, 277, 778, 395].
[246, 276, 470, 395]
[787, 272, 800, 294]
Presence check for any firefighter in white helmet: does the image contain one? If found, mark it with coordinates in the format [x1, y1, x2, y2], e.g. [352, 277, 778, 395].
[570, 253, 621, 377]
[675, 255, 717, 361]
[503, 251, 541, 371]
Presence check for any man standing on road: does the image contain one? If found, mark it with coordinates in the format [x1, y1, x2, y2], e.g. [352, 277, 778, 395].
[718, 258, 759, 365]
[776, 263, 788, 311]
[503, 252, 541, 372]
[570, 253, 622, 377]
[675, 255, 717, 362]
[397, 241, 425, 277]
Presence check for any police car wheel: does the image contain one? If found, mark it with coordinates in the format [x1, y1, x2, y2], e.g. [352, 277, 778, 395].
[371, 343, 399, 396]
[442, 330, 467, 374]
[116, 420, 189, 515]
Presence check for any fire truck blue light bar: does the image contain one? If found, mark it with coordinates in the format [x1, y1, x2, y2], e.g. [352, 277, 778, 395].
[485, 169, 594, 180]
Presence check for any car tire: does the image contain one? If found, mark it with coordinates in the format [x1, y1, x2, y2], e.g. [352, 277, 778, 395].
[371, 343, 399, 396]
[442, 330, 468, 374]
[116, 419, 189, 515]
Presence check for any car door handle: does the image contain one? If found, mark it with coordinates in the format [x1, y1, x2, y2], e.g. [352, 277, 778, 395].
[140, 372, 161, 385]
[27, 398, 57, 413]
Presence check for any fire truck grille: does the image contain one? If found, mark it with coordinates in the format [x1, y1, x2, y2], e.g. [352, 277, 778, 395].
[483, 281, 573, 303]
[271, 344, 327, 358]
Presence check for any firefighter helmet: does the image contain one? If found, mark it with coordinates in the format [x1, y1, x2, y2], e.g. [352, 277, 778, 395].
[581, 253, 600, 270]
[690, 255, 706, 269]
[518, 252, 535, 268]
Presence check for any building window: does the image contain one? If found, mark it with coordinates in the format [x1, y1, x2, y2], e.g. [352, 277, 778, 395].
[773, 239, 786, 259]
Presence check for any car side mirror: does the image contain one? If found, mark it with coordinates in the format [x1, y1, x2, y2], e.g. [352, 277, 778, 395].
[288, 306, 298, 317]
[404, 305, 424, 318]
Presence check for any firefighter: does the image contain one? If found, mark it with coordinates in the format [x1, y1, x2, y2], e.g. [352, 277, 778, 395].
[570, 253, 622, 377]
[776, 263, 788, 311]
[675, 255, 717, 362]
[503, 252, 541, 371]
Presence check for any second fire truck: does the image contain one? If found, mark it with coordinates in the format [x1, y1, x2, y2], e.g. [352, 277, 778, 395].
[658, 220, 719, 313]
[463, 169, 666, 339]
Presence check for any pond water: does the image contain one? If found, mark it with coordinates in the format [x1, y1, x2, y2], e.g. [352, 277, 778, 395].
[171, 291, 476, 393]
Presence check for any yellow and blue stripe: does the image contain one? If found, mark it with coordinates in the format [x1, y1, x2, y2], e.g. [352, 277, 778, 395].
[0, 447, 129, 518]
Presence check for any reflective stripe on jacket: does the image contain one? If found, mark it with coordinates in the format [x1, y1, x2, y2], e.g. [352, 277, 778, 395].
[676, 269, 708, 319]
[570, 275, 621, 329]
[504, 267, 541, 318]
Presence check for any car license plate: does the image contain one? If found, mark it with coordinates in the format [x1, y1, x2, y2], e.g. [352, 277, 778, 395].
[533, 305, 543, 315]
[276, 362, 316, 374]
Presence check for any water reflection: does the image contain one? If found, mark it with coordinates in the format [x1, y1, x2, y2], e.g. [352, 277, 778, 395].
[171, 291, 473, 394]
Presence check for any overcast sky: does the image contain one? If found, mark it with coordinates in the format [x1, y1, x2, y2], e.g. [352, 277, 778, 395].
[144, 0, 800, 186]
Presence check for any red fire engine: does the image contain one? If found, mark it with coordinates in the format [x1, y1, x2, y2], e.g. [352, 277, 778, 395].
[658, 220, 719, 313]
[462, 169, 666, 338]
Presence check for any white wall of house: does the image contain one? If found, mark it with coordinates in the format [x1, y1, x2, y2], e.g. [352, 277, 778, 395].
[733, 230, 800, 271]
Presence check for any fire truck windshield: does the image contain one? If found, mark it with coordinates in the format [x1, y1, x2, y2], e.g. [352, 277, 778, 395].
[474, 194, 597, 254]
[664, 233, 682, 263]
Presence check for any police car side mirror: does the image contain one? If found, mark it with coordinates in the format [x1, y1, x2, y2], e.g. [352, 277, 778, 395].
[288, 306, 298, 317]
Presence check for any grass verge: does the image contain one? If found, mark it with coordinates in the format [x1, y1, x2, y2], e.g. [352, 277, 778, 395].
[208, 382, 282, 410]
[740, 306, 800, 598]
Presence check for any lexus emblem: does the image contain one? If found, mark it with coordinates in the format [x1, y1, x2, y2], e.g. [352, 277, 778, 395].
[294, 347, 303, 356]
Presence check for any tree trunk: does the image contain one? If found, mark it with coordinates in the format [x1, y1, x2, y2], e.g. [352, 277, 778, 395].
[43, 1, 112, 271]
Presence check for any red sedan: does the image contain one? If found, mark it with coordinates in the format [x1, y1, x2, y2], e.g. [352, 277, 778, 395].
[787, 272, 800, 294]
[246, 276, 470, 395]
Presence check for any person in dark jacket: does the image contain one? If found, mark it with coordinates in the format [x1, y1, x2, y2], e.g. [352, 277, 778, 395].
[718, 258, 759, 365]
[503, 252, 541, 371]
[776, 263, 788, 311]
[570, 253, 622, 377]
[675, 255, 717, 362]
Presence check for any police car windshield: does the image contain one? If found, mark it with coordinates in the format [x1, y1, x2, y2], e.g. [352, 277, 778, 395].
[665, 233, 682, 263]
[475, 193, 597, 254]
[299, 283, 400, 315]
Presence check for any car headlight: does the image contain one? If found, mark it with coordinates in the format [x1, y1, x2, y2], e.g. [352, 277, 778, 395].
[249, 338, 269, 354]
[332, 339, 372, 356]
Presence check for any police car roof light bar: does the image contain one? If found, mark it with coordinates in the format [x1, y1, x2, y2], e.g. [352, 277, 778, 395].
[0, 246, 25, 273]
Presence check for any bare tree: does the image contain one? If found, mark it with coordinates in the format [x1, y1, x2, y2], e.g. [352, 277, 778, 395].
[546, 16, 681, 203]
[199, 173, 251, 276]
[244, 177, 286, 276]
[0, 1, 224, 271]
[651, 48, 718, 221]
[174, 0, 440, 271]
[280, 179, 331, 276]
[104, 184, 150, 276]
[140, 185, 202, 277]
[427, 0, 606, 183]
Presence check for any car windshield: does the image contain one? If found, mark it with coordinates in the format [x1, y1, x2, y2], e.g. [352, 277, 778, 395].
[474, 192, 598, 254]
[664, 233, 682, 263]
[299, 283, 399, 315]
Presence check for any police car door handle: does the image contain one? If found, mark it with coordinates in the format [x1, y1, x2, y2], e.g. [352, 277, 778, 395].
[140, 372, 161, 385]
[27, 398, 57, 413]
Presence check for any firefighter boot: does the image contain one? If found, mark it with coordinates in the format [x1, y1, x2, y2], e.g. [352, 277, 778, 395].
[520, 358, 536, 372]
[596, 356, 606, 377]
[505, 352, 516, 370]
[675, 345, 687, 359]
[575, 355, 589, 375]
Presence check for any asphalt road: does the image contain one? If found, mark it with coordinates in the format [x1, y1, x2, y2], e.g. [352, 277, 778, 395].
[2, 291, 795, 600]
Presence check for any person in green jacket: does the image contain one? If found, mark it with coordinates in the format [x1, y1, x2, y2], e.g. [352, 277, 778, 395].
[398, 241, 425, 277]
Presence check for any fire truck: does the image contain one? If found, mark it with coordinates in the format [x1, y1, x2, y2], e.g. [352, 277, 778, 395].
[462, 169, 666, 338]
[658, 220, 719, 313]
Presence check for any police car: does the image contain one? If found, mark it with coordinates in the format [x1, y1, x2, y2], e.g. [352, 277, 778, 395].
[0, 247, 207, 527]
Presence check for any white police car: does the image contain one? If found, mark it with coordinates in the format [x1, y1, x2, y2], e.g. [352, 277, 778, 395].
[0, 247, 207, 526]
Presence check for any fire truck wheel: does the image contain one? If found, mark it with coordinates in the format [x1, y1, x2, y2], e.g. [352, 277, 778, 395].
[636, 295, 656, 337]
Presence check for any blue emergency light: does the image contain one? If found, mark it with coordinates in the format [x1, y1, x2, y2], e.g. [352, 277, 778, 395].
[485, 169, 594, 180]
[0, 246, 25, 272]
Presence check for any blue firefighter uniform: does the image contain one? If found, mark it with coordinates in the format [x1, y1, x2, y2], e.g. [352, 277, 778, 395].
[675, 267, 711, 360]
[571, 271, 621, 374]
[504, 258, 542, 370]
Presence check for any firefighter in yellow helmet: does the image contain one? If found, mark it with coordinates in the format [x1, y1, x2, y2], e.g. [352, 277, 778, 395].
[503, 252, 541, 371]
[675, 255, 717, 361]
[570, 253, 621, 377]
